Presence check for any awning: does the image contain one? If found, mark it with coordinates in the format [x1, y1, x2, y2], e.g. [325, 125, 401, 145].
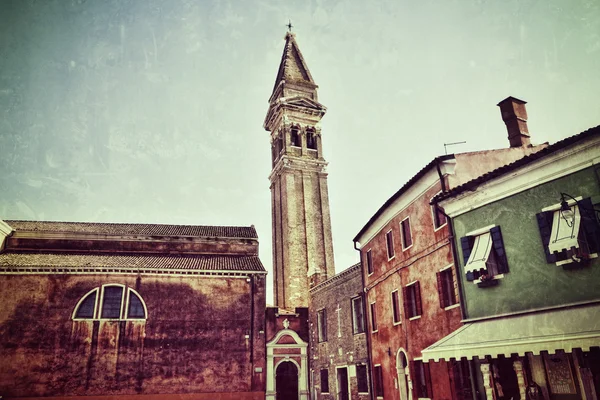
[422, 304, 600, 362]
[465, 232, 492, 274]
[548, 206, 581, 254]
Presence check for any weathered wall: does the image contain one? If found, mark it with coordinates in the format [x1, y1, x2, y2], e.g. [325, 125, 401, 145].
[361, 181, 462, 400]
[309, 265, 369, 400]
[0, 273, 266, 398]
[453, 166, 600, 319]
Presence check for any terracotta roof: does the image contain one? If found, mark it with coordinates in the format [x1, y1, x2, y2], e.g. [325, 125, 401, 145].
[433, 125, 600, 203]
[0, 252, 265, 272]
[353, 155, 454, 242]
[5, 220, 258, 239]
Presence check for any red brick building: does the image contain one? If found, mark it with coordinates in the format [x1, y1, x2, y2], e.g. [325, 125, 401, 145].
[352, 97, 546, 400]
[0, 220, 266, 400]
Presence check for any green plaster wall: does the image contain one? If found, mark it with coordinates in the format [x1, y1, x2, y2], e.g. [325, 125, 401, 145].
[453, 166, 600, 319]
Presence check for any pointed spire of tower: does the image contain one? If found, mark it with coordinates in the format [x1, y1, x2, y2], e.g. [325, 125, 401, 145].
[264, 32, 335, 309]
[269, 32, 318, 103]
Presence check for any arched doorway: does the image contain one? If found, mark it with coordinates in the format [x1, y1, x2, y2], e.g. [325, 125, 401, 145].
[276, 361, 299, 400]
[397, 349, 410, 400]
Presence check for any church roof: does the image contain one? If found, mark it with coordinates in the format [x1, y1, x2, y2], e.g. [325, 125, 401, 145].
[0, 252, 266, 273]
[271, 32, 316, 97]
[5, 220, 258, 239]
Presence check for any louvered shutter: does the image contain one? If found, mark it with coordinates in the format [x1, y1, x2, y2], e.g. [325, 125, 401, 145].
[436, 272, 446, 308]
[536, 211, 557, 263]
[490, 226, 509, 274]
[460, 236, 475, 281]
[424, 363, 433, 398]
[403, 286, 411, 318]
[579, 198, 600, 253]
[414, 281, 422, 316]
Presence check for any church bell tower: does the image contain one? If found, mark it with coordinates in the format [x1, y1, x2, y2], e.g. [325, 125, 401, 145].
[264, 32, 335, 309]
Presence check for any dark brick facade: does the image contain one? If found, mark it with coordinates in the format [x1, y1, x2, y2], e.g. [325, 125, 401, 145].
[0, 220, 266, 399]
[309, 263, 370, 400]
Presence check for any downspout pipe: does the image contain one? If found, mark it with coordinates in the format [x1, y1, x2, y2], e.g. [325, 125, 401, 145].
[354, 240, 374, 400]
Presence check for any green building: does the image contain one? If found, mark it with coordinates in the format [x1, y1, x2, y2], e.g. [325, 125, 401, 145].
[423, 125, 600, 400]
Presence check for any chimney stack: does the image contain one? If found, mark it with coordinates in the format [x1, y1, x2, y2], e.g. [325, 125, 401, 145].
[497, 96, 531, 147]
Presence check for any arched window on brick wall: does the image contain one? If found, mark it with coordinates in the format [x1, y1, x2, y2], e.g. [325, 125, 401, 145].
[73, 284, 147, 320]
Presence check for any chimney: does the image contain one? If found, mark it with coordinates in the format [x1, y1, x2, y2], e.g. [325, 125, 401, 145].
[497, 96, 531, 147]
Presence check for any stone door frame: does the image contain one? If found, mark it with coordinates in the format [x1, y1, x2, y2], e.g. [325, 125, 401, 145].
[266, 328, 308, 400]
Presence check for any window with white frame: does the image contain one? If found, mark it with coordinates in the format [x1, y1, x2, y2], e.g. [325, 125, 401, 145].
[317, 308, 327, 342]
[352, 296, 365, 334]
[391, 289, 401, 324]
[374, 365, 384, 398]
[403, 281, 422, 319]
[366, 249, 374, 274]
[436, 266, 458, 308]
[73, 284, 147, 320]
[370, 301, 378, 332]
[460, 225, 509, 284]
[386, 229, 395, 259]
[431, 195, 447, 230]
[536, 196, 600, 267]
[401, 217, 412, 249]
[320, 368, 330, 393]
[357, 364, 369, 393]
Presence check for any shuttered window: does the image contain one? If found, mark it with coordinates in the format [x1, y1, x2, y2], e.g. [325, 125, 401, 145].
[403, 281, 422, 319]
[437, 267, 458, 308]
[461, 226, 509, 282]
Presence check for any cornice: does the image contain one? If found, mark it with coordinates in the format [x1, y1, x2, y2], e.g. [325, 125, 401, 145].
[269, 156, 329, 182]
[0, 266, 267, 277]
[310, 263, 361, 294]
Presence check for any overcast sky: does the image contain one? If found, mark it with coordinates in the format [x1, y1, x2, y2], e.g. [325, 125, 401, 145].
[1, 0, 599, 303]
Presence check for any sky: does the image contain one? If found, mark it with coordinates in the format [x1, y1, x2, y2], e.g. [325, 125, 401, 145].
[1, 0, 599, 303]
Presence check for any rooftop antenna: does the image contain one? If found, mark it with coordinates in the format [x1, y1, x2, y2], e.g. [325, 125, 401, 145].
[286, 19, 293, 32]
[444, 141, 466, 155]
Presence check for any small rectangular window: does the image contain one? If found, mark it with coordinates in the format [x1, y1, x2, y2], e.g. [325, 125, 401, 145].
[352, 296, 365, 334]
[317, 309, 327, 342]
[391, 290, 401, 324]
[461, 225, 509, 282]
[101, 286, 123, 319]
[357, 364, 369, 393]
[374, 365, 384, 397]
[401, 218, 412, 249]
[432, 203, 447, 229]
[366, 249, 373, 274]
[437, 268, 458, 309]
[370, 302, 378, 332]
[403, 282, 422, 319]
[386, 230, 395, 259]
[413, 360, 432, 398]
[320, 368, 330, 393]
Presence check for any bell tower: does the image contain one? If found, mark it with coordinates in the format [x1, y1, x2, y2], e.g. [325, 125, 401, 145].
[264, 32, 335, 309]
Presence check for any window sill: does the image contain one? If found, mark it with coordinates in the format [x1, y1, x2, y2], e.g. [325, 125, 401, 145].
[388, 255, 395, 261]
[372, 329, 378, 334]
[444, 303, 460, 311]
[402, 244, 413, 252]
[409, 315, 421, 321]
[433, 222, 447, 232]
[556, 253, 598, 269]
[473, 274, 504, 287]
[393, 320, 402, 326]
[353, 331, 366, 336]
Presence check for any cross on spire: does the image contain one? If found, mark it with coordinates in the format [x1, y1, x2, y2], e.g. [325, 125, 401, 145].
[286, 19, 293, 32]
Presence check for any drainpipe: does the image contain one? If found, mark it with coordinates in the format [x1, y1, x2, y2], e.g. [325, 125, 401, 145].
[354, 240, 374, 400]
[435, 161, 477, 400]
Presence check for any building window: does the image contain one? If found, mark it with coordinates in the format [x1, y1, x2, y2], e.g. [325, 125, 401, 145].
[291, 126, 301, 147]
[536, 197, 600, 266]
[461, 225, 509, 284]
[391, 290, 401, 324]
[412, 360, 432, 399]
[317, 308, 327, 342]
[436, 266, 458, 308]
[352, 296, 365, 334]
[431, 201, 447, 230]
[403, 281, 422, 319]
[320, 368, 330, 393]
[385, 229, 395, 259]
[370, 301, 378, 332]
[366, 249, 373, 275]
[357, 364, 369, 393]
[374, 365, 384, 398]
[401, 217, 413, 249]
[306, 128, 317, 150]
[451, 359, 473, 400]
[73, 285, 147, 320]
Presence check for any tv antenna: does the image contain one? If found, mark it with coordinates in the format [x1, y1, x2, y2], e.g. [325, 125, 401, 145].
[444, 141, 466, 155]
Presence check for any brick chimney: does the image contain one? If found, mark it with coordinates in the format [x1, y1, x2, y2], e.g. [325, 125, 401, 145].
[497, 96, 531, 147]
